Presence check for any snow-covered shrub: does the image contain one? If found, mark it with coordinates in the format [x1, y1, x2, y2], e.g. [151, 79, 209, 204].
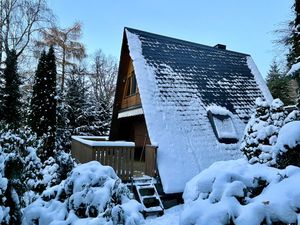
[22, 161, 143, 225]
[273, 121, 300, 169]
[0, 126, 76, 224]
[0, 126, 43, 224]
[181, 159, 300, 225]
[0, 155, 9, 224]
[240, 98, 276, 164]
[240, 98, 299, 167]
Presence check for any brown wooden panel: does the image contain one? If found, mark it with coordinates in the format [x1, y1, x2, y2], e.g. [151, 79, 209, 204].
[145, 145, 157, 177]
[71, 139, 95, 163]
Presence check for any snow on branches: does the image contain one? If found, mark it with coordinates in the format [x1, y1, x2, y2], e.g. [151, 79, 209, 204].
[240, 98, 300, 167]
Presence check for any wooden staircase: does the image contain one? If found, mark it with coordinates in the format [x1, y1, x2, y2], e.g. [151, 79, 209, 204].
[132, 176, 164, 217]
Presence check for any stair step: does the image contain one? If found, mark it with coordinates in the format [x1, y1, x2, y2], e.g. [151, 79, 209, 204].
[132, 177, 164, 217]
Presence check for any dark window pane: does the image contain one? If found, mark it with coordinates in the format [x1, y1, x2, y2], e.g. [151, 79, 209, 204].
[131, 73, 137, 95]
[126, 76, 132, 96]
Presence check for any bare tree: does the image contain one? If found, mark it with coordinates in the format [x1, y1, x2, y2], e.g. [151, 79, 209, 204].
[89, 49, 117, 108]
[37, 22, 86, 92]
[0, 0, 54, 65]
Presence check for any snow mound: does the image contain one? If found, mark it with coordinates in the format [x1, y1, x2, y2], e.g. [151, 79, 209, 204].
[287, 62, 300, 75]
[22, 161, 143, 225]
[206, 105, 232, 116]
[275, 121, 300, 152]
[181, 159, 300, 225]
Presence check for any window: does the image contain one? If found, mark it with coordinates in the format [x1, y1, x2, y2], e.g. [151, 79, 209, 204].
[207, 107, 238, 144]
[125, 71, 137, 97]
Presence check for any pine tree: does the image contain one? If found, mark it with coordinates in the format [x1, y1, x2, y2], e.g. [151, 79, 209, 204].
[286, 0, 300, 105]
[65, 74, 86, 131]
[2, 50, 21, 128]
[30, 50, 47, 135]
[240, 98, 273, 164]
[287, 0, 300, 69]
[45, 46, 57, 156]
[30, 46, 57, 159]
[266, 61, 293, 105]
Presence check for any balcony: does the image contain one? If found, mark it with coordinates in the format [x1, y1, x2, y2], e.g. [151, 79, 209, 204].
[71, 136, 157, 181]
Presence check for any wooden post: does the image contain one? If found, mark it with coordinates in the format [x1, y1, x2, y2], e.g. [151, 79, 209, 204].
[144, 145, 157, 177]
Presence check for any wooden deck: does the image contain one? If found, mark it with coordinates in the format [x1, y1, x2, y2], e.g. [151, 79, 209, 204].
[71, 136, 157, 181]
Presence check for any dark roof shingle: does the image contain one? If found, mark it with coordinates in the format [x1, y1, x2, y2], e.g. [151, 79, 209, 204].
[126, 27, 267, 121]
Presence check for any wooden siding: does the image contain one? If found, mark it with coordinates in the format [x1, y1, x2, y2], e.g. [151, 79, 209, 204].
[120, 61, 141, 110]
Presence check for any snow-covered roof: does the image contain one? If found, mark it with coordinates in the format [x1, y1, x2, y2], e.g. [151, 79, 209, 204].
[124, 27, 272, 193]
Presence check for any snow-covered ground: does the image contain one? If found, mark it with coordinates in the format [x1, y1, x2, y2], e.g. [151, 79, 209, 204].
[144, 205, 183, 225]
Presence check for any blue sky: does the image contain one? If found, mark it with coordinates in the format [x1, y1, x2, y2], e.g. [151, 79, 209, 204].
[48, 0, 293, 78]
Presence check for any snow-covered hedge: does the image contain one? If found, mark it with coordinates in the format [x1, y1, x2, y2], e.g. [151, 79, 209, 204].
[22, 161, 143, 225]
[0, 126, 76, 224]
[181, 159, 300, 225]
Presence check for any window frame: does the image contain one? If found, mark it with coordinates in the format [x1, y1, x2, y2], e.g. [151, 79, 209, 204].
[207, 110, 238, 144]
[125, 71, 137, 98]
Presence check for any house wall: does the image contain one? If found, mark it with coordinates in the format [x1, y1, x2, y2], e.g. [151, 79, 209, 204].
[117, 115, 150, 148]
[120, 61, 142, 110]
[110, 34, 150, 149]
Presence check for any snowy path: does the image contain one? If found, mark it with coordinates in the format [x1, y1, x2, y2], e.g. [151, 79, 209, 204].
[143, 205, 183, 225]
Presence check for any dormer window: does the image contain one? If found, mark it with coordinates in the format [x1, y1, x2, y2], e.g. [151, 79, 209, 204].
[125, 71, 137, 97]
[207, 106, 238, 144]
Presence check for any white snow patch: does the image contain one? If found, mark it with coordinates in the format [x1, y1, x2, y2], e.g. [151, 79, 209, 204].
[144, 205, 183, 225]
[274, 121, 300, 152]
[207, 105, 232, 116]
[287, 62, 300, 75]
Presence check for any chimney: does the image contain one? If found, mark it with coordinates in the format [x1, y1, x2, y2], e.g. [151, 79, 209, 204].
[214, 44, 226, 50]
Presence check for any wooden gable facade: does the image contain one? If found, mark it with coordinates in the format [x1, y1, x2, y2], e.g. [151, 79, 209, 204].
[109, 33, 150, 154]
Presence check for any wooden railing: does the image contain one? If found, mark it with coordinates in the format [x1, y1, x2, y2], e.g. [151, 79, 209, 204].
[94, 146, 134, 180]
[71, 136, 135, 180]
[71, 136, 158, 180]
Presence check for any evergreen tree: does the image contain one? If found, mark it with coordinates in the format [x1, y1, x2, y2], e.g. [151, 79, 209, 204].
[45, 46, 57, 156]
[286, 0, 300, 105]
[266, 61, 293, 105]
[65, 75, 86, 131]
[0, 71, 4, 121]
[30, 50, 47, 135]
[240, 98, 272, 164]
[287, 0, 300, 70]
[2, 50, 21, 128]
[30, 46, 57, 159]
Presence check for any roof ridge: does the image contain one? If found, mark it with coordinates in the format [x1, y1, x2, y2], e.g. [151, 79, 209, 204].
[124, 27, 250, 57]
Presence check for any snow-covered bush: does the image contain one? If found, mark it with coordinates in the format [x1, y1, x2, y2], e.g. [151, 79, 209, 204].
[0, 126, 76, 224]
[273, 121, 300, 169]
[22, 161, 143, 225]
[241, 98, 299, 167]
[0, 126, 43, 224]
[240, 98, 277, 164]
[181, 159, 300, 225]
[0, 155, 9, 224]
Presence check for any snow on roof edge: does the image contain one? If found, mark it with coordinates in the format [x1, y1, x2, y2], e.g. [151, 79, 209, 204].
[246, 56, 273, 103]
[125, 29, 158, 145]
